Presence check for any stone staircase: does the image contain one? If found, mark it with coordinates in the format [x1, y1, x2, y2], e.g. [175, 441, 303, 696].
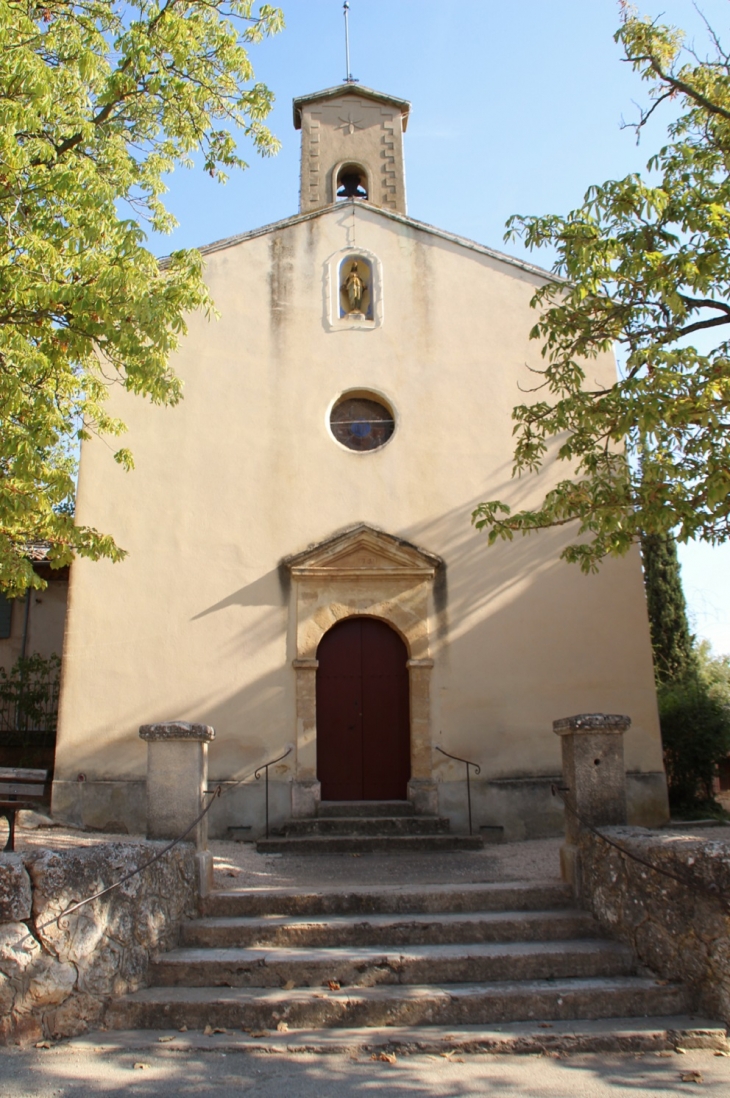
[255, 800, 484, 854]
[106, 878, 694, 1036]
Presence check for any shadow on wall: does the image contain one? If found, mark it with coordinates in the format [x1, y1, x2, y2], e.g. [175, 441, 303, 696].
[190, 567, 287, 618]
[54, 480, 657, 813]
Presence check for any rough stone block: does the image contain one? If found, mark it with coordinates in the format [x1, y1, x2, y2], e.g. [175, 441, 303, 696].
[0, 855, 32, 922]
[139, 721, 214, 742]
[0, 840, 197, 1043]
[579, 827, 730, 1025]
[291, 779, 320, 819]
[27, 954, 77, 1008]
[0, 971, 15, 1015]
[0, 921, 42, 987]
[45, 991, 104, 1039]
[408, 779, 438, 817]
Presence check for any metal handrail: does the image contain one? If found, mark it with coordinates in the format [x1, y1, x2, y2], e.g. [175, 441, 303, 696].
[435, 744, 481, 836]
[255, 746, 293, 839]
[205, 745, 293, 840]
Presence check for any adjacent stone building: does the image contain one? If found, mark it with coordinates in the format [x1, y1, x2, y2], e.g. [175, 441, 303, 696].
[52, 84, 669, 838]
[0, 550, 68, 674]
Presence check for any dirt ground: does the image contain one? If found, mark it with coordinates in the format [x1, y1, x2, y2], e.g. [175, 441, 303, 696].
[2, 1043, 730, 1098]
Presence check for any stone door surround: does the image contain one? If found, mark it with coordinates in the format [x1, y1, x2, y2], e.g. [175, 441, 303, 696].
[283, 525, 443, 817]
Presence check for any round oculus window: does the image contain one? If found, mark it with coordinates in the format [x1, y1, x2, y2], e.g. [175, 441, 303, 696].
[330, 394, 395, 452]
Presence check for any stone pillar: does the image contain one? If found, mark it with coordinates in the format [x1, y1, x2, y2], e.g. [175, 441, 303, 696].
[407, 658, 438, 815]
[291, 659, 321, 817]
[553, 713, 631, 893]
[139, 721, 215, 898]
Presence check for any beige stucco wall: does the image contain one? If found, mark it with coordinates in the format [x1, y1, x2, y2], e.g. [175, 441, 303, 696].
[53, 202, 666, 834]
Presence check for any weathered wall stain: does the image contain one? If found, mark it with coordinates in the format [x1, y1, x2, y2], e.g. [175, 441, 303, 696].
[268, 234, 295, 343]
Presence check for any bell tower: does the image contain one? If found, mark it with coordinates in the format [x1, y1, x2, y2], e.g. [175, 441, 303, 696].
[293, 85, 410, 215]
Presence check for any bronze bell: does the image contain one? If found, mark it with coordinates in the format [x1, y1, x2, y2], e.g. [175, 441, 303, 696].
[337, 172, 367, 198]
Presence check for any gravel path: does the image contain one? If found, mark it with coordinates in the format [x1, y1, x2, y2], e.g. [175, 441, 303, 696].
[209, 836, 564, 889]
[7, 816, 729, 893]
[7, 820, 563, 888]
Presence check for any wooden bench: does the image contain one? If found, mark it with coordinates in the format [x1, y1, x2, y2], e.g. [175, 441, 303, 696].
[0, 767, 49, 852]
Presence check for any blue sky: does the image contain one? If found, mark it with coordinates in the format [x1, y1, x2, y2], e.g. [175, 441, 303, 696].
[153, 0, 730, 654]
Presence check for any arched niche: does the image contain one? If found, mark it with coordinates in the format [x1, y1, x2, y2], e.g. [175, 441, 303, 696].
[325, 247, 383, 331]
[333, 161, 370, 202]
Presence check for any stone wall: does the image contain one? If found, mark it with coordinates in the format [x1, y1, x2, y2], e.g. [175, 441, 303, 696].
[578, 827, 730, 1024]
[0, 841, 197, 1043]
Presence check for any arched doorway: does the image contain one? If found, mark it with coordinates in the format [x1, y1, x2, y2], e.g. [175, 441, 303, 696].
[316, 617, 410, 801]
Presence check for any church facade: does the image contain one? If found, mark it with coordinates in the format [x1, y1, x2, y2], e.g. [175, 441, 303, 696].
[52, 85, 669, 839]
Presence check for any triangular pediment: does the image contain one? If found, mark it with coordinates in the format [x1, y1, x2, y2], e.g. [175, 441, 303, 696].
[285, 525, 442, 579]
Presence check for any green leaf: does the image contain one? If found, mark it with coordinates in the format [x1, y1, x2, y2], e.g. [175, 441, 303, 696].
[475, 10, 730, 569]
[0, 1, 283, 592]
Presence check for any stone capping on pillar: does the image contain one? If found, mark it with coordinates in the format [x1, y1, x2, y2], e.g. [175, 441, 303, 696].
[553, 714, 631, 735]
[139, 721, 215, 742]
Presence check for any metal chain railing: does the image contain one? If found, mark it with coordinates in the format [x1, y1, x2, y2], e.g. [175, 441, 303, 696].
[13, 786, 223, 951]
[551, 783, 729, 914]
[12, 744, 295, 954]
[435, 744, 481, 835]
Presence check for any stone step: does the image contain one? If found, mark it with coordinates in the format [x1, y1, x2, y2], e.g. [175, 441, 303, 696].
[281, 816, 452, 837]
[181, 908, 601, 949]
[203, 880, 574, 918]
[107, 976, 688, 1031]
[256, 834, 484, 854]
[150, 939, 634, 989]
[318, 800, 415, 817]
[80, 1017, 730, 1055]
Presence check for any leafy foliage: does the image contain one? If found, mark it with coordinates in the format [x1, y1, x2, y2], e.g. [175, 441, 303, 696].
[640, 534, 729, 810]
[473, 7, 730, 571]
[0, 651, 60, 734]
[0, 1, 283, 594]
[696, 637, 730, 705]
[658, 675, 730, 811]
[640, 533, 695, 683]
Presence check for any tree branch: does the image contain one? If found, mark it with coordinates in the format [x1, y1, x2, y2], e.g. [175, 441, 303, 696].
[646, 53, 730, 121]
[672, 313, 730, 339]
[677, 294, 730, 315]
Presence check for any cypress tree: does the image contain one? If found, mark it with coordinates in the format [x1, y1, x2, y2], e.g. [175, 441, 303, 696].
[640, 533, 695, 684]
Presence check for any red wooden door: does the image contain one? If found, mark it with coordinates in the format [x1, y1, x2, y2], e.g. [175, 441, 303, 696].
[316, 618, 411, 801]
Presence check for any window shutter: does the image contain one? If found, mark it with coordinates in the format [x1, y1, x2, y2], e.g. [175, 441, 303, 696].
[0, 595, 13, 639]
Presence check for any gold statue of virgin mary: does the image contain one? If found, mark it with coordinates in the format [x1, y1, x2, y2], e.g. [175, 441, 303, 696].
[342, 261, 366, 314]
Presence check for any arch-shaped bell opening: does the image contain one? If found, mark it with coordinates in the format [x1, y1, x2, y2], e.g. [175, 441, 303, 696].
[336, 163, 368, 201]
